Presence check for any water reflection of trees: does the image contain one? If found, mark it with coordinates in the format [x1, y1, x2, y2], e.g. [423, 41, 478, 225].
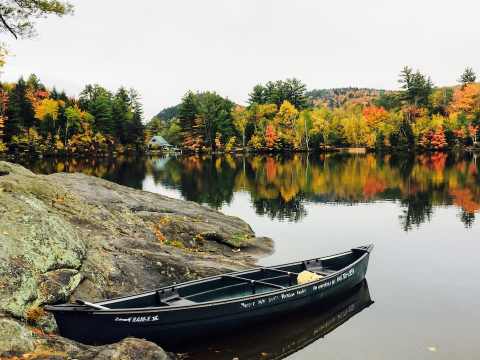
[21, 151, 480, 229]
[19, 155, 147, 189]
[147, 152, 480, 229]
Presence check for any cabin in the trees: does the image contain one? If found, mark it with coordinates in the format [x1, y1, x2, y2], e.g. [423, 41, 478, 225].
[148, 135, 172, 150]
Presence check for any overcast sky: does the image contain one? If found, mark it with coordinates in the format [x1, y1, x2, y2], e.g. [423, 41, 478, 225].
[2, 0, 479, 119]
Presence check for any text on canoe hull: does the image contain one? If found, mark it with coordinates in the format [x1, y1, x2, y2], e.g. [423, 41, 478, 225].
[240, 267, 355, 310]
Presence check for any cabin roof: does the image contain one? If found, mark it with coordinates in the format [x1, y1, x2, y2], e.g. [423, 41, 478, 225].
[149, 136, 172, 146]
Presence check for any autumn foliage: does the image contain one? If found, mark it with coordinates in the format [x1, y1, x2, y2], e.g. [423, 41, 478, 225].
[449, 83, 480, 115]
[419, 126, 448, 150]
[362, 106, 389, 127]
[265, 124, 278, 149]
[0, 74, 144, 154]
[171, 68, 480, 153]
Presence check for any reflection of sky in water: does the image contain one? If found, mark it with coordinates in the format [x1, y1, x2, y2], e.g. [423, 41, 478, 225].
[143, 176, 181, 199]
[142, 172, 480, 360]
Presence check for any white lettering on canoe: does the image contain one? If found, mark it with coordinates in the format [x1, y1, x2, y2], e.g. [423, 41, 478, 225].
[240, 268, 356, 310]
[114, 315, 160, 323]
[313, 268, 355, 292]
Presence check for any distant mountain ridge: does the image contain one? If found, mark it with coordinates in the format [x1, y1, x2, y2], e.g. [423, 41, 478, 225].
[306, 87, 394, 108]
[154, 104, 180, 122]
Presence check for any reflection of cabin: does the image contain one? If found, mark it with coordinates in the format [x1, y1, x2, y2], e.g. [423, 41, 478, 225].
[148, 136, 172, 150]
[152, 157, 170, 171]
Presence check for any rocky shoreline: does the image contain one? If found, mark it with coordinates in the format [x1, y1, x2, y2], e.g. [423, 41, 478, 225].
[0, 161, 273, 359]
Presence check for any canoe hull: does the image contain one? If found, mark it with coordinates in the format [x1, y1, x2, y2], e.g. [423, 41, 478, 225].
[50, 248, 371, 347]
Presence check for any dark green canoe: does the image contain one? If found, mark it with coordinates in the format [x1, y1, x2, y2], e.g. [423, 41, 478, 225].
[45, 244, 374, 346]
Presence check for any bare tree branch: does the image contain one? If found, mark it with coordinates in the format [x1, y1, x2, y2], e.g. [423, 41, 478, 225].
[0, 13, 18, 39]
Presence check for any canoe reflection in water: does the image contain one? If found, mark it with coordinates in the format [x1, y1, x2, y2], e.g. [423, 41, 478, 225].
[180, 280, 373, 359]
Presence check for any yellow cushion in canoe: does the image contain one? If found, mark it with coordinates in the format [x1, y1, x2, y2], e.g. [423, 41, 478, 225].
[297, 270, 323, 285]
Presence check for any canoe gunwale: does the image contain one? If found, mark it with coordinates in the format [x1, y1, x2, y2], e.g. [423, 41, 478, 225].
[45, 244, 373, 315]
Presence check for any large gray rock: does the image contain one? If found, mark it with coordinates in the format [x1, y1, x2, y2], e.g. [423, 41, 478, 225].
[0, 317, 172, 359]
[82, 338, 171, 360]
[0, 318, 35, 356]
[0, 161, 273, 358]
[0, 162, 86, 319]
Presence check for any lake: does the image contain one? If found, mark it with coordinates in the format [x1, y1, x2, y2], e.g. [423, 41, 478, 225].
[14, 152, 480, 359]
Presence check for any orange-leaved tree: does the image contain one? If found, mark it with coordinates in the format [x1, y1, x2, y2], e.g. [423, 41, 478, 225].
[420, 126, 448, 150]
[362, 105, 389, 128]
[265, 124, 278, 149]
[449, 83, 480, 116]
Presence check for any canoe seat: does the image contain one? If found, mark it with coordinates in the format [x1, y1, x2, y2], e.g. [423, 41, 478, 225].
[307, 267, 337, 276]
[155, 290, 197, 306]
[303, 260, 337, 276]
[155, 290, 180, 305]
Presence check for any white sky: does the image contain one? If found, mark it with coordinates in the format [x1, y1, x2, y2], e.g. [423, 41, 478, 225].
[2, 0, 479, 119]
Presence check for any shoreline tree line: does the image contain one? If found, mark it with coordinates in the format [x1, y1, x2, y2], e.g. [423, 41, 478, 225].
[150, 67, 479, 153]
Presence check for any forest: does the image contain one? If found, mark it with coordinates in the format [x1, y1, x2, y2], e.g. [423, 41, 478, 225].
[0, 74, 145, 155]
[150, 67, 480, 153]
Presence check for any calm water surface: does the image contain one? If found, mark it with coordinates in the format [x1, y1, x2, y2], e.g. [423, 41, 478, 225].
[16, 152, 480, 360]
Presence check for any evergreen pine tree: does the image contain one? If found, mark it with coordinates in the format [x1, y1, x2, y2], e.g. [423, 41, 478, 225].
[398, 66, 433, 107]
[248, 85, 267, 105]
[178, 91, 198, 144]
[80, 85, 114, 136]
[131, 104, 144, 146]
[26, 74, 42, 90]
[112, 87, 131, 143]
[5, 77, 35, 140]
[91, 93, 114, 136]
[124, 89, 144, 146]
[458, 67, 476, 88]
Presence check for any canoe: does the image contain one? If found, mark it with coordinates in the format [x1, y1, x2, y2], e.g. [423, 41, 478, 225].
[183, 279, 373, 359]
[45, 244, 373, 346]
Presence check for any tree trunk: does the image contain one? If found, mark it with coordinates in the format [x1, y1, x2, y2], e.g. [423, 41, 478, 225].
[64, 122, 69, 148]
[304, 117, 309, 151]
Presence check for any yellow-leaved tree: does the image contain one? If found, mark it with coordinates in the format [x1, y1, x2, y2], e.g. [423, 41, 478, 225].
[232, 105, 249, 148]
[274, 101, 299, 149]
[34, 98, 60, 135]
[342, 113, 368, 147]
[309, 107, 332, 147]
